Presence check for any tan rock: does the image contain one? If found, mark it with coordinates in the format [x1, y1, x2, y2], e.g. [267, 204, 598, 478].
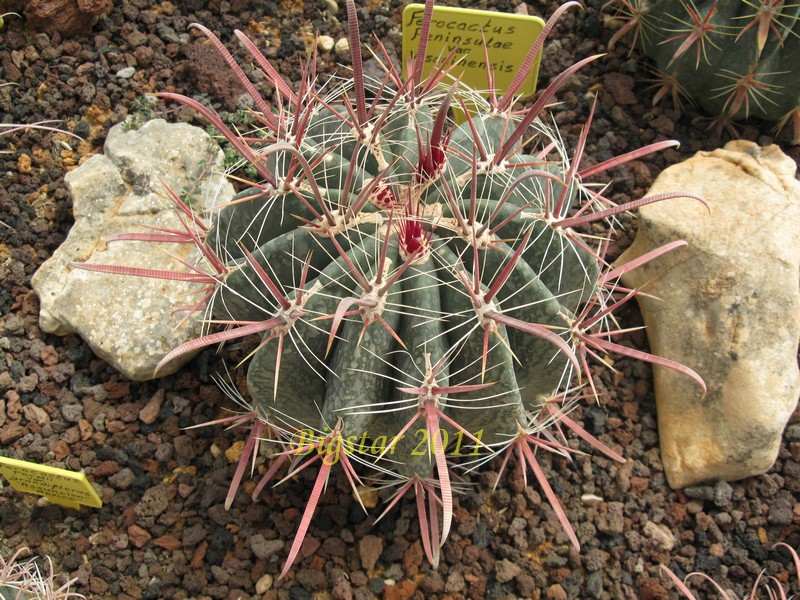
[32, 119, 234, 380]
[617, 141, 800, 489]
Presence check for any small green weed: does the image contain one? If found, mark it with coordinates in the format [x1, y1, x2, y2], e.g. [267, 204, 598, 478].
[122, 96, 158, 131]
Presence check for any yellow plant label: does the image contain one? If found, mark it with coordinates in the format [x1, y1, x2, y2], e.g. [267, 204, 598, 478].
[0, 456, 102, 510]
[402, 4, 545, 99]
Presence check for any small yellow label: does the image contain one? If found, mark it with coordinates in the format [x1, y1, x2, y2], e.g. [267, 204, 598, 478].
[402, 4, 545, 98]
[0, 456, 102, 509]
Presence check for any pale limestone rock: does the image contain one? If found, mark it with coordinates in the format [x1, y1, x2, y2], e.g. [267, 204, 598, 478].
[617, 141, 800, 489]
[32, 119, 234, 380]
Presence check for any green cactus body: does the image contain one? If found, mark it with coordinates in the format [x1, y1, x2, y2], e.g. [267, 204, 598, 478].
[210, 91, 588, 460]
[0, 587, 20, 600]
[1, 586, 32, 600]
[610, 0, 800, 139]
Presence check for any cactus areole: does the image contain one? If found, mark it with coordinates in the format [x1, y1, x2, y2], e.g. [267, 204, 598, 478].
[76, 0, 706, 576]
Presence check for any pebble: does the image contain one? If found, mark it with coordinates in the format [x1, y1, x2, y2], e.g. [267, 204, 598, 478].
[331, 578, 353, 600]
[643, 521, 676, 551]
[546, 584, 568, 600]
[224, 440, 245, 463]
[786, 424, 800, 442]
[60, 403, 83, 423]
[359, 535, 383, 570]
[153, 535, 181, 551]
[154, 442, 173, 462]
[334, 38, 350, 56]
[250, 535, 284, 559]
[255, 574, 273, 594]
[134, 484, 172, 519]
[596, 502, 625, 535]
[0, 371, 13, 392]
[182, 524, 207, 546]
[128, 524, 151, 548]
[321, 536, 347, 557]
[581, 493, 604, 505]
[517, 573, 538, 597]
[445, 571, 465, 593]
[586, 570, 604, 598]
[22, 403, 49, 426]
[383, 579, 415, 600]
[116, 66, 136, 78]
[173, 435, 196, 462]
[93, 460, 120, 478]
[713, 480, 734, 508]
[494, 558, 521, 583]
[603, 72, 637, 105]
[116, 402, 139, 422]
[17, 373, 38, 393]
[138, 389, 164, 424]
[0, 422, 26, 444]
[683, 485, 715, 501]
[402, 540, 422, 576]
[317, 35, 335, 53]
[638, 578, 668, 600]
[584, 548, 611, 571]
[419, 572, 445, 593]
[296, 569, 327, 590]
[17, 154, 32, 174]
[767, 496, 795, 525]
[73, 120, 91, 138]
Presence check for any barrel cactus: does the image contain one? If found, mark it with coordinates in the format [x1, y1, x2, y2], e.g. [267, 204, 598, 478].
[607, 0, 800, 142]
[74, 0, 705, 576]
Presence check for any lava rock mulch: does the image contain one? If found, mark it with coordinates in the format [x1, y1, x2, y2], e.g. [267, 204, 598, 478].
[1, 0, 799, 598]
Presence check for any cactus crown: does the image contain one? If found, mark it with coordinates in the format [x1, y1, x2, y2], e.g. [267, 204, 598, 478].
[74, 0, 706, 576]
[607, 0, 800, 141]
